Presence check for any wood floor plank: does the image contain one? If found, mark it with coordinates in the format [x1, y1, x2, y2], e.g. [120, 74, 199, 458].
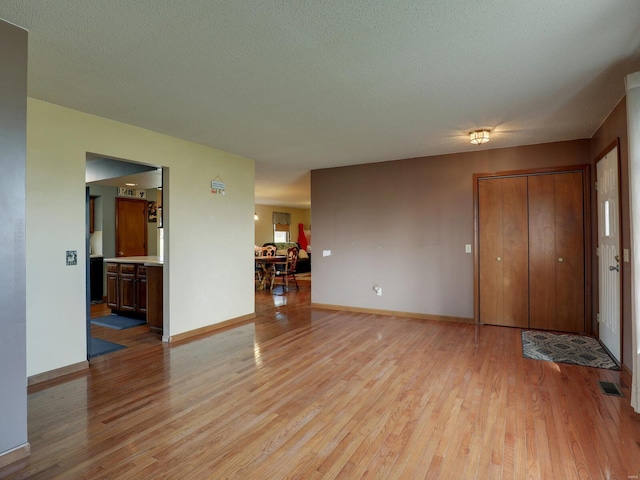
[3, 285, 640, 479]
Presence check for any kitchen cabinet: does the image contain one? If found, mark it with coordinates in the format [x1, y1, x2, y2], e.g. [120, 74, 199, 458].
[147, 265, 163, 333]
[137, 266, 147, 314]
[106, 262, 147, 314]
[106, 263, 119, 308]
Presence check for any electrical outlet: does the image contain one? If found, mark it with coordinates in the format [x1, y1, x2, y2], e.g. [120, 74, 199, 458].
[66, 250, 77, 266]
[373, 285, 382, 296]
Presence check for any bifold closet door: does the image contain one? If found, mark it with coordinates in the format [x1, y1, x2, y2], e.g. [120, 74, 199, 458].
[528, 172, 585, 332]
[478, 177, 529, 327]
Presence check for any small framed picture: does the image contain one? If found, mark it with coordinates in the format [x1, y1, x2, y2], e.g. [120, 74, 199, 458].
[148, 201, 158, 222]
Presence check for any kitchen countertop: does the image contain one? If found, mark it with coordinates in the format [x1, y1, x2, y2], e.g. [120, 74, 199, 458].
[103, 255, 163, 266]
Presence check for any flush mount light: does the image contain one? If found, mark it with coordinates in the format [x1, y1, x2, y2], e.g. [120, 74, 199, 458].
[470, 129, 490, 145]
[125, 182, 137, 186]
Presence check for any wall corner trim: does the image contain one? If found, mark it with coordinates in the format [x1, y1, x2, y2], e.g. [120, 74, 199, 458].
[28, 361, 89, 387]
[168, 313, 256, 343]
[0, 443, 31, 469]
[625, 72, 640, 92]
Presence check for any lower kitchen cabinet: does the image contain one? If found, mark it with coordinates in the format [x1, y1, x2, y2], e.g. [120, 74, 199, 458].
[147, 266, 163, 334]
[106, 263, 119, 309]
[106, 262, 147, 315]
[136, 266, 147, 314]
[105, 260, 162, 333]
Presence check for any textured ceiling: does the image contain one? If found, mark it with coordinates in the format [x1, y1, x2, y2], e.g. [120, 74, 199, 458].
[2, 1, 640, 207]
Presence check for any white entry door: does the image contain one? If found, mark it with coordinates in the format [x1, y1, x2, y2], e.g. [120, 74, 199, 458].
[597, 146, 621, 362]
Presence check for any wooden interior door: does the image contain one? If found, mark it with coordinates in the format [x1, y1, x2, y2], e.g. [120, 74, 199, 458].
[528, 172, 585, 332]
[115, 197, 148, 257]
[478, 176, 529, 327]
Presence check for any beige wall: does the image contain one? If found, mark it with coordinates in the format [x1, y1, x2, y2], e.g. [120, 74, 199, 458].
[26, 99, 255, 377]
[254, 204, 311, 247]
[311, 140, 590, 321]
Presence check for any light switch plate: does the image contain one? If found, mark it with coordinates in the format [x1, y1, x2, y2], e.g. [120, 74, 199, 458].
[66, 250, 77, 266]
[323, 250, 331, 257]
[465, 244, 472, 253]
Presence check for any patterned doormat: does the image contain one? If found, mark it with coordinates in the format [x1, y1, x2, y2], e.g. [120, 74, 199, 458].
[521, 330, 618, 370]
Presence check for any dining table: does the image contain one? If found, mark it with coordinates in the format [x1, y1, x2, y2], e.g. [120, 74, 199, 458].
[254, 255, 286, 291]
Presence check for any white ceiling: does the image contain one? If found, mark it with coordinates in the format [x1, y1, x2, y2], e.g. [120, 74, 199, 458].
[2, 1, 640, 207]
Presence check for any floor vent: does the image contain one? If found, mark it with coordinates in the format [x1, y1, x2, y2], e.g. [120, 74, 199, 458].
[598, 381, 623, 397]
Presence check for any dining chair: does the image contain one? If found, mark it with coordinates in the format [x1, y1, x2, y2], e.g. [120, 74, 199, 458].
[255, 245, 277, 289]
[270, 246, 299, 293]
[254, 250, 263, 286]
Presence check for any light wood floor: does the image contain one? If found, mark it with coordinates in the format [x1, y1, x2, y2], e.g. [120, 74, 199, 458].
[3, 280, 640, 479]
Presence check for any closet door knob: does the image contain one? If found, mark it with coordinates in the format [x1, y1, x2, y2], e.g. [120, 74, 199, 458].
[558, 257, 564, 262]
[496, 256, 502, 262]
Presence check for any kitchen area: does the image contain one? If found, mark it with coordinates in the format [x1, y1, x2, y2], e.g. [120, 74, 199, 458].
[88, 164, 164, 342]
[103, 256, 163, 334]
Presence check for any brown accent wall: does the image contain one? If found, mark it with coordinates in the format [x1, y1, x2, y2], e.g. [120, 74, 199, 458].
[311, 140, 590, 320]
[590, 98, 632, 368]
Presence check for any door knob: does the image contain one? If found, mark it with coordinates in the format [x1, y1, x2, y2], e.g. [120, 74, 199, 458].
[609, 265, 620, 272]
[558, 257, 564, 262]
[496, 256, 502, 262]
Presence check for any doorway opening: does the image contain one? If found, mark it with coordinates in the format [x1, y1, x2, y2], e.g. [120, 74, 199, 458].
[85, 153, 167, 359]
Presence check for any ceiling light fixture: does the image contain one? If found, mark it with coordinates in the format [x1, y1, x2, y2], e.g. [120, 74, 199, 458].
[125, 182, 137, 186]
[470, 129, 490, 145]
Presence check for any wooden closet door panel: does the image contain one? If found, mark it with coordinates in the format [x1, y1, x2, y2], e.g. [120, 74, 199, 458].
[529, 173, 585, 332]
[479, 177, 528, 327]
[479, 179, 503, 324]
[553, 172, 585, 332]
[501, 178, 529, 327]
[528, 175, 556, 329]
